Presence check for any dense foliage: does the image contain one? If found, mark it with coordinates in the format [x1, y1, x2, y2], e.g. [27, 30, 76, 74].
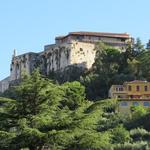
[1, 39, 150, 149]
[45, 39, 150, 100]
[80, 40, 150, 100]
[1, 69, 150, 150]
[47, 39, 150, 100]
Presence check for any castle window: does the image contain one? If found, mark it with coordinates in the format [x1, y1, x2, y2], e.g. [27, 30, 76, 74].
[133, 102, 139, 106]
[136, 85, 140, 91]
[128, 85, 132, 91]
[120, 101, 128, 106]
[119, 87, 123, 91]
[143, 101, 150, 107]
[121, 39, 125, 42]
[145, 86, 148, 91]
[76, 36, 82, 40]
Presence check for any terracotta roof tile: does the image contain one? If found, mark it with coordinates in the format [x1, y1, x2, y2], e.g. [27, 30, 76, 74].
[55, 31, 131, 40]
[69, 31, 130, 38]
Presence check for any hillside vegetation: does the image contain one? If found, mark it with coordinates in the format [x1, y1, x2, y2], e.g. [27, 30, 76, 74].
[1, 39, 150, 149]
[49, 39, 150, 100]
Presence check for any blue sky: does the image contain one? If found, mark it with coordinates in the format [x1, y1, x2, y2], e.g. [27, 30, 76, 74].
[0, 0, 150, 80]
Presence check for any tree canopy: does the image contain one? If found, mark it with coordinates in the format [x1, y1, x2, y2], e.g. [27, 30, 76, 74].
[1, 39, 150, 149]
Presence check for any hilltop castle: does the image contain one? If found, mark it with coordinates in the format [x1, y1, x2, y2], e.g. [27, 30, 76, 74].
[0, 31, 133, 93]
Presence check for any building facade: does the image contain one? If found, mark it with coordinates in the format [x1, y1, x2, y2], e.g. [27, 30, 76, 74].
[109, 80, 150, 113]
[0, 31, 133, 92]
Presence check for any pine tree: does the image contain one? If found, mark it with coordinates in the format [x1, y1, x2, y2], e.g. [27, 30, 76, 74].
[134, 38, 145, 53]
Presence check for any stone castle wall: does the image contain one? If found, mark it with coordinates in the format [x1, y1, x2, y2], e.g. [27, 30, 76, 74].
[0, 32, 133, 92]
[10, 52, 38, 81]
[70, 41, 96, 69]
[0, 77, 10, 93]
[43, 42, 72, 74]
[9, 40, 96, 82]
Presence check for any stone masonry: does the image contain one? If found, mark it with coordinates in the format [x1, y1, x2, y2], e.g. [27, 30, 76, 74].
[0, 31, 133, 92]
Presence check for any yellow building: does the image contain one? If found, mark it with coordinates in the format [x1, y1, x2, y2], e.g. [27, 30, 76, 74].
[109, 80, 150, 113]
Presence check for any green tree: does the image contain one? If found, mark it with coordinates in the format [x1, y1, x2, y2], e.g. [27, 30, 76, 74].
[137, 51, 150, 81]
[111, 125, 130, 144]
[62, 81, 86, 110]
[127, 58, 141, 79]
[0, 69, 113, 150]
[134, 38, 145, 53]
[130, 128, 150, 142]
[81, 42, 122, 99]
[146, 40, 150, 50]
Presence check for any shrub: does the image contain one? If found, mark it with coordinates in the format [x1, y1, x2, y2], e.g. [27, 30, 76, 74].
[130, 128, 150, 141]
